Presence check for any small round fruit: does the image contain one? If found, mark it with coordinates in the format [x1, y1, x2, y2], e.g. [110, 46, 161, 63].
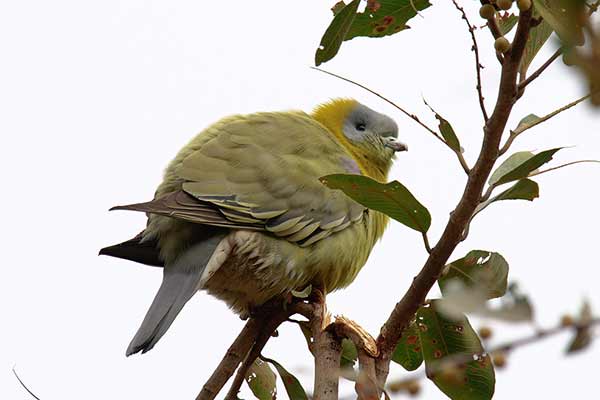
[492, 351, 507, 368]
[479, 4, 496, 19]
[517, 0, 531, 11]
[407, 380, 421, 396]
[497, 0, 513, 10]
[561, 314, 575, 326]
[478, 326, 493, 340]
[494, 37, 511, 53]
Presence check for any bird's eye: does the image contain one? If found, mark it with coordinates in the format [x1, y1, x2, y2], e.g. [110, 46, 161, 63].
[355, 123, 366, 132]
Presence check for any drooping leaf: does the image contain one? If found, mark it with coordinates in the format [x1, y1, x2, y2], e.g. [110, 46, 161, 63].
[479, 282, 534, 322]
[513, 113, 542, 134]
[439, 251, 509, 300]
[391, 322, 424, 371]
[520, 20, 554, 75]
[489, 148, 561, 186]
[497, 13, 518, 36]
[315, 0, 431, 65]
[417, 301, 495, 400]
[567, 300, 594, 354]
[315, 0, 361, 66]
[345, 0, 431, 40]
[320, 174, 431, 233]
[423, 98, 461, 152]
[532, 0, 585, 46]
[340, 338, 359, 369]
[474, 179, 540, 216]
[264, 358, 309, 400]
[245, 359, 277, 400]
[291, 284, 312, 299]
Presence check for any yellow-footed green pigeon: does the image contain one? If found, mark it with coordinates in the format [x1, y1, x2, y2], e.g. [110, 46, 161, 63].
[100, 99, 406, 355]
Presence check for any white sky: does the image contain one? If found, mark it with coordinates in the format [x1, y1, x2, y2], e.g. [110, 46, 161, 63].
[1, 1, 599, 399]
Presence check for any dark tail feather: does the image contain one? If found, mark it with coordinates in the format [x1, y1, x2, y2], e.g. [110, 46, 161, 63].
[100, 232, 164, 268]
[126, 231, 227, 356]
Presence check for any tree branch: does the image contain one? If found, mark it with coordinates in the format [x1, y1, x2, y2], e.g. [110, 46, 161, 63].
[518, 48, 563, 93]
[311, 289, 342, 400]
[223, 310, 290, 400]
[452, 0, 489, 122]
[374, 8, 533, 387]
[197, 318, 262, 400]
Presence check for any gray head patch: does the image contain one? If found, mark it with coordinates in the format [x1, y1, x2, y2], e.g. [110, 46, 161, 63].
[342, 103, 398, 142]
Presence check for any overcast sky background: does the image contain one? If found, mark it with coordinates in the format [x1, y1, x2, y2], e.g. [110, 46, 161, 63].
[1, 1, 599, 399]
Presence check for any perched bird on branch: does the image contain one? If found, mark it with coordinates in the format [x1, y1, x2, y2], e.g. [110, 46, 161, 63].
[100, 99, 406, 356]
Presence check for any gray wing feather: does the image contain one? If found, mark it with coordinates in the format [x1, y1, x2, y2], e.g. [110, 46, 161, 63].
[126, 231, 227, 356]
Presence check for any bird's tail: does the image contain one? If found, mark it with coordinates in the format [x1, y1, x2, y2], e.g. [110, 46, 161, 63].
[126, 231, 227, 356]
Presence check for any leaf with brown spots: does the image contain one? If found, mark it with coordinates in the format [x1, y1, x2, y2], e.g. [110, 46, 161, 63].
[391, 322, 424, 371]
[417, 301, 495, 400]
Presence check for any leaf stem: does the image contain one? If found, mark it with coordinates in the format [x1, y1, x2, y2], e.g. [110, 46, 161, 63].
[527, 160, 600, 178]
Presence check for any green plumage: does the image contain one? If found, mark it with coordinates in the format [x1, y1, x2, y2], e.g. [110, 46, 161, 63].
[102, 99, 402, 355]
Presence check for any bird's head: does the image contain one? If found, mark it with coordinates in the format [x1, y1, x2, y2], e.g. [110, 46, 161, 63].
[312, 98, 406, 181]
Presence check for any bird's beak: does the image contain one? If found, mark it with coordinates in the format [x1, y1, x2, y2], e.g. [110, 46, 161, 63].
[384, 137, 408, 152]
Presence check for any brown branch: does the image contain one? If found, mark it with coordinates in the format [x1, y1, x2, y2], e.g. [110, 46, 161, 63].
[374, 8, 533, 388]
[196, 318, 262, 400]
[223, 310, 290, 400]
[311, 289, 342, 400]
[356, 350, 379, 400]
[518, 48, 563, 94]
[452, 0, 489, 122]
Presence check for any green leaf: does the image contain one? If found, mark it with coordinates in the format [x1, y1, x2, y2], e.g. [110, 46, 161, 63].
[245, 359, 277, 400]
[491, 178, 539, 202]
[489, 148, 561, 186]
[264, 358, 309, 400]
[391, 322, 424, 371]
[345, 0, 432, 40]
[513, 113, 542, 134]
[439, 251, 509, 300]
[497, 13, 518, 36]
[521, 20, 554, 75]
[320, 174, 431, 233]
[417, 302, 495, 400]
[532, 0, 585, 46]
[291, 284, 312, 299]
[474, 179, 540, 216]
[341, 338, 358, 369]
[315, 0, 431, 65]
[423, 99, 461, 152]
[315, 0, 361, 66]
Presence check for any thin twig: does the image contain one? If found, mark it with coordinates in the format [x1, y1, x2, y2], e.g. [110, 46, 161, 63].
[311, 67, 442, 142]
[518, 48, 563, 93]
[312, 67, 472, 173]
[12, 367, 41, 400]
[452, 0, 489, 122]
[499, 93, 592, 155]
[386, 317, 600, 390]
[374, 7, 534, 388]
[527, 160, 600, 178]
